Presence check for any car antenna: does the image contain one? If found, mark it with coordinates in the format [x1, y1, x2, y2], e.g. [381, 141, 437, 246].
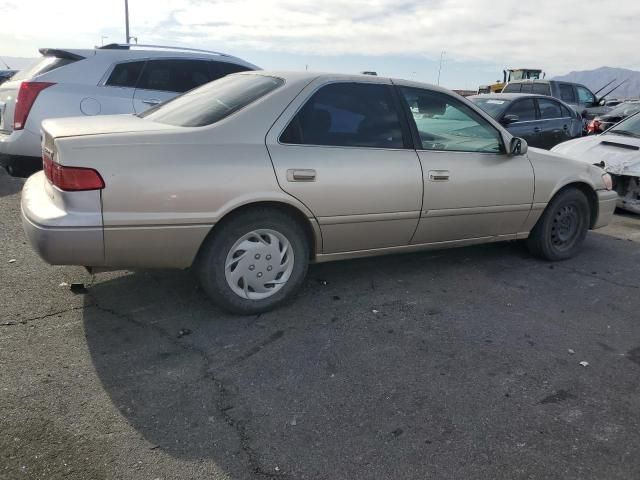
[592, 78, 617, 97]
[597, 79, 628, 103]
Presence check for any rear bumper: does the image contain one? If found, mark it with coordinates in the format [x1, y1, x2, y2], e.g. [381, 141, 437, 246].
[21, 172, 105, 266]
[593, 189, 618, 229]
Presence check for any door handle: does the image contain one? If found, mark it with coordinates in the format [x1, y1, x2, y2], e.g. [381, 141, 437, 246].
[533, 127, 542, 133]
[563, 124, 569, 130]
[287, 169, 316, 182]
[141, 98, 161, 106]
[428, 170, 450, 182]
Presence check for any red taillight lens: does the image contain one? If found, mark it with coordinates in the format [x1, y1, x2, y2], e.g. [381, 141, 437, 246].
[43, 151, 104, 191]
[13, 81, 55, 130]
[587, 119, 601, 134]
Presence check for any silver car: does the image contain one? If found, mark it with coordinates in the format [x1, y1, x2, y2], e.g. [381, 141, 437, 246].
[22, 72, 618, 314]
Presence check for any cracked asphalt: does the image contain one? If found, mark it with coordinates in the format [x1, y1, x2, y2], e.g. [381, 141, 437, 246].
[2, 168, 640, 479]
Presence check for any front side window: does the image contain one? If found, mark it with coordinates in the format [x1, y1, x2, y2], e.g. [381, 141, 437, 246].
[280, 82, 405, 149]
[140, 74, 283, 127]
[105, 61, 146, 88]
[558, 84, 576, 103]
[577, 86, 596, 105]
[137, 59, 212, 93]
[538, 99, 563, 119]
[400, 87, 503, 153]
[505, 99, 537, 122]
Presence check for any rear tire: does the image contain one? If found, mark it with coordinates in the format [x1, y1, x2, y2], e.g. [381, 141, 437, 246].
[526, 188, 590, 261]
[196, 208, 309, 315]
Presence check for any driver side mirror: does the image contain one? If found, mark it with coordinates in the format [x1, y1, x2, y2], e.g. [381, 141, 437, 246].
[501, 114, 520, 125]
[509, 137, 528, 156]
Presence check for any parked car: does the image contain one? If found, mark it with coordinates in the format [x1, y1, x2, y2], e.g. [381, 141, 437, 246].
[0, 44, 259, 177]
[501, 80, 612, 120]
[469, 93, 582, 149]
[552, 111, 640, 214]
[0, 70, 17, 85]
[586, 101, 640, 134]
[21, 72, 617, 314]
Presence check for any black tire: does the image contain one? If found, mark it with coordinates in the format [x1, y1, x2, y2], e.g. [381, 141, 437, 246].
[195, 208, 309, 315]
[526, 188, 590, 261]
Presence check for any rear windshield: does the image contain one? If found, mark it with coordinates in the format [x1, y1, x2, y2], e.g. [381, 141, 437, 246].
[140, 74, 284, 127]
[470, 97, 511, 118]
[11, 55, 80, 81]
[502, 83, 521, 93]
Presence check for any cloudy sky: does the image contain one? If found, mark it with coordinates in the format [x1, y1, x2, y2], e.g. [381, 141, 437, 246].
[1, 0, 639, 89]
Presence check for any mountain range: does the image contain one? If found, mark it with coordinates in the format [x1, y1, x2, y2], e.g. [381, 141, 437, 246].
[553, 66, 640, 100]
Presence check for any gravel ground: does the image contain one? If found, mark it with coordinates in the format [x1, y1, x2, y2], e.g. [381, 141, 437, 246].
[1, 169, 640, 480]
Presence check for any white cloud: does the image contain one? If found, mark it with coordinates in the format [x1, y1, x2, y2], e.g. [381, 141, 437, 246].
[1, 0, 639, 74]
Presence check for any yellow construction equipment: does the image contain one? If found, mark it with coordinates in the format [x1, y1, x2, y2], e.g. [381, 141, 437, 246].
[478, 68, 544, 94]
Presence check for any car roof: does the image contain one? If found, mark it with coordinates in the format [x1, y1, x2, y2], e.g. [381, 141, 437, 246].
[38, 44, 259, 69]
[469, 93, 551, 101]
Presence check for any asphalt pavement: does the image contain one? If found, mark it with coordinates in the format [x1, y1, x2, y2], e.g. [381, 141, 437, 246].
[1, 168, 640, 480]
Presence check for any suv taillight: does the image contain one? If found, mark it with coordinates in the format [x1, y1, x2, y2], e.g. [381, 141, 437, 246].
[43, 150, 105, 191]
[14, 81, 55, 130]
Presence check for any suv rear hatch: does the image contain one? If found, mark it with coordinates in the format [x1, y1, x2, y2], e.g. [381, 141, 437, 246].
[0, 49, 86, 133]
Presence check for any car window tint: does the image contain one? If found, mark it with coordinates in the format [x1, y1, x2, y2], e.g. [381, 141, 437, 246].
[560, 104, 574, 118]
[400, 87, 503, 153]
[280, 82, 405, 149]
[105, 61, 146, 88]
[520, 84, 534, 93]
[140, 74, 283, 127]
[532, 83, 551, 95]
[506, 99, 536, 121]
[208, 61, 252, 81]
[559, 84, 576, 103]
[577, 86, 595, 105]
[502, 83, 521, 93]
[538, 99, 563, 119]
[138, 59, 213, 93]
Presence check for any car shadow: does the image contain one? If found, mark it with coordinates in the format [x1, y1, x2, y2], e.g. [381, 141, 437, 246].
[81, 236, 634, 478]
[0, 169, 24, 198]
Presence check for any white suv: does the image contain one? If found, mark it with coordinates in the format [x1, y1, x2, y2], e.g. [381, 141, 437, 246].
[0, 44, 259, 176]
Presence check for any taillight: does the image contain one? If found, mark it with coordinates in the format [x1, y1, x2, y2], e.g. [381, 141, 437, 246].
[587, 119, 601, 134]
[43, 150, 104, 191]
[13, 81, 55, 130]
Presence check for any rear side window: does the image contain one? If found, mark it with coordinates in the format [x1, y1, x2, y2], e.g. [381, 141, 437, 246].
[105, 61, 145, 88]
[280, 82, 405, 149]
[532, 83, 551, 95]
[140, 74, 283, 127]
[11, 56, 80, 81]
[560, 104, 574, 118]
[558, 84, 576, 103]
[138, 59, 213, 93]
[520, 84, 534, 93]
[502, 83, 521, 93]
[506, 99, 536, 121]
[538, 99, 563, 119]
[208, 61, 252, 81]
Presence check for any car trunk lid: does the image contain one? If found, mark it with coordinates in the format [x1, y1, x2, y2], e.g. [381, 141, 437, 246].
[42, 114, 178, 140]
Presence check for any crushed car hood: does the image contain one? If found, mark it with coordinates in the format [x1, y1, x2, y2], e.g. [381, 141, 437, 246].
[41, 114, 178, 140]
[552, 133, 640, 176]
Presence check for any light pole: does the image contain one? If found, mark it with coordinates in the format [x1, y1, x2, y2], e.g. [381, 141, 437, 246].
[101, 35, 108, 46]
[124, 0, 130, 43]
[437, 51, 446, 86]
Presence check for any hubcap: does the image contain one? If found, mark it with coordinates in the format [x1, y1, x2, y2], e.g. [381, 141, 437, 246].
[224, 229, 294, 300]
[551, 203, 580, 249]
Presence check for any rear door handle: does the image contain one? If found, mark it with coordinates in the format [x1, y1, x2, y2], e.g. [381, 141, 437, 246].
[428, 170, 450, 182]
[141, 98, 161, 106]
[533, 127, 542, 133]
[563, 124, 569, 130]
[287, 169, 316, 182]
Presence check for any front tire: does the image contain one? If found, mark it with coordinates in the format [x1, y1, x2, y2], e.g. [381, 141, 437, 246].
[196, 208, 309, 315]
[526, 188, 590, 261]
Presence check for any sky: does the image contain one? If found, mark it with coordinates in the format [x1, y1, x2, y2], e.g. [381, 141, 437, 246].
[1, 0, 639, 90]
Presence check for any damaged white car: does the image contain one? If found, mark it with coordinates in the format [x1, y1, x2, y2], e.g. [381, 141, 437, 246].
[553, 111, 640, 214]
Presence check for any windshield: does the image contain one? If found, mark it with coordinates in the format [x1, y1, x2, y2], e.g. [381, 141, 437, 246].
[607, 102, 640, 119]
[140, 74, 284, 127]
[608, 111, 640, 138]
[469, 97, 511, 119]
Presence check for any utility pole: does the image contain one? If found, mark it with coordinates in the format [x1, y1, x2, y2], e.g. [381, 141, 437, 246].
[437, 51, 446, 86]
[125, 0, 130, 43]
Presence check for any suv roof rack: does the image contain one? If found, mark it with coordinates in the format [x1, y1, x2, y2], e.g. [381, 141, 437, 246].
[98, 43, 231, 57]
